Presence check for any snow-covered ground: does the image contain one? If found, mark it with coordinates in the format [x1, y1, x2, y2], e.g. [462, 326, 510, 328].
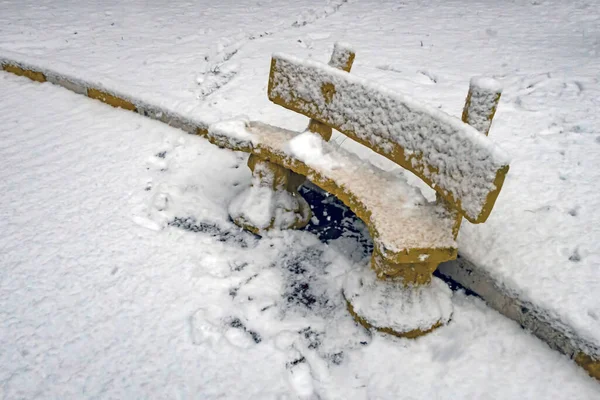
[1, 0, 599, 397]
[1, 63, 599, 400]
[2, 0, 598, 349]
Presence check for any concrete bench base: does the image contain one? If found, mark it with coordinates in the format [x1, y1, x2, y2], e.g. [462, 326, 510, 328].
[343, 268, 453, 338]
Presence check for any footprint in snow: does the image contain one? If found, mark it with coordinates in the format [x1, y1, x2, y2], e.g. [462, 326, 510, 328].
[189, 311, 263, 349]
[197, 38, 242, 99]
[417, 69, 438, 84]
[568, 248, 581, 263]
[189, 309, 222, 346]
[146, 151, 169, 172]
[286, 352, 316, 399]
[151, 192, 170, 212]
[223, 318, 262, 349]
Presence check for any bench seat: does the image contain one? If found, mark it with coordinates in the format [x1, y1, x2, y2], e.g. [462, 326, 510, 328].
[206, 120, 457, 264]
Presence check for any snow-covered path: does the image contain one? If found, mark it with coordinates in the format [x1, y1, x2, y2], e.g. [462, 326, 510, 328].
[1, 68, 599, 398]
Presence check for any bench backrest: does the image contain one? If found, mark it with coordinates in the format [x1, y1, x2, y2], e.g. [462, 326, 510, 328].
[268, 54, 509, 224]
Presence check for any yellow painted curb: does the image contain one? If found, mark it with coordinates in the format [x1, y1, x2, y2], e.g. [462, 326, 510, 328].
[575, 352, 600, 381]
[2, 64, 46, 82]
[87, 88, 136, 111]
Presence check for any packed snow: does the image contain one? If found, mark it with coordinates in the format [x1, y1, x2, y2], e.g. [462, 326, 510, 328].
[1, 0, 600, 397]
[286, 130, 343, 171]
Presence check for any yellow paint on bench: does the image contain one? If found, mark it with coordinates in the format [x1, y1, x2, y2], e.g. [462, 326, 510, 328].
[2, 64, 46, 83]
[87, 88, 137, 111]
[371, 246, 446, 284]
[320, 82, 336, 104]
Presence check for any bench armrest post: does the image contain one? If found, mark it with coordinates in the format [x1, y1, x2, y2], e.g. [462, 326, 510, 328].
[462, 77, 503, 136]
[436, 77, 503, 236]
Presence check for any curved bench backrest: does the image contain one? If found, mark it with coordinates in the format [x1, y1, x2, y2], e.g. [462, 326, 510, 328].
[268, 54, 509, 224]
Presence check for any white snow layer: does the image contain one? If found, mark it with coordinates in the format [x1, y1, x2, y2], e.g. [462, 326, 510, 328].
[209, 118, 253, 147]
[269, 53, 509, 222]
[1, 71, 598, 399]
[471, 76, 503, 93]
[327, 41, 355, 69]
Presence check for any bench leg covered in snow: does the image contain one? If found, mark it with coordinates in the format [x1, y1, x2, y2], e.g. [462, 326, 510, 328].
[228, 43, 355, 233]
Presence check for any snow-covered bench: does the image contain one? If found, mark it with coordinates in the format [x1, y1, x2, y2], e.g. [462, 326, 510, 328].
[205, 44, 510, 337]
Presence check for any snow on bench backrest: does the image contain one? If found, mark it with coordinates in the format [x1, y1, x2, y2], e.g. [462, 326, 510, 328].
[268, 54, 510, 224]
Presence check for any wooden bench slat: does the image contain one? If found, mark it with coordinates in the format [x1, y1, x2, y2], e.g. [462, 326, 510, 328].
[267, 54, 510, 224]
[206, 120, 457, 264]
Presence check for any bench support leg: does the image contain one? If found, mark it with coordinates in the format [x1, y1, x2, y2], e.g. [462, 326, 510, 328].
[343, 259, 453, 338]
[229, 43, 355, 234]
[434, 77, 504, 238]
[342, 247, 454, 338]
[228, 156, 311, 234]
[370, 247, 439, 285]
